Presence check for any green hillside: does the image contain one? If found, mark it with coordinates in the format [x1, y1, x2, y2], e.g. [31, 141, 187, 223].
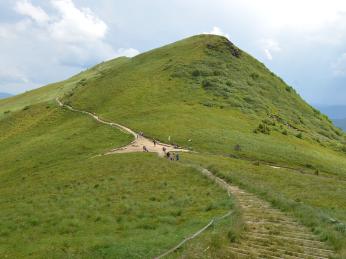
[1, 34, 345, 257]
[0, 102, 234, 258]
[64, 35, 346, 173]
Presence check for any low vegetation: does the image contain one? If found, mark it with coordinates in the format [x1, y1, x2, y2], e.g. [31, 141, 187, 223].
[182, 152, 346, 256]
[0, 103, 234, 258]
[0, 34, 345, 257]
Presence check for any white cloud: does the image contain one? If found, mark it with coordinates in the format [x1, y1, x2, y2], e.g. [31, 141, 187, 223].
[50, 0, 108, 43]
[0, 20, 31, 39]
[11, 0, 139, 69]
[232, 0, 346, 30]
[203, 26, 230, 39]
[260, 39, 281, 60]
[114, 48, 140, 58]
[0, 66, 29, 84]
[264, 49, 273, 60]
[14, 0, 108, 43]
[15, 0, 49, 24]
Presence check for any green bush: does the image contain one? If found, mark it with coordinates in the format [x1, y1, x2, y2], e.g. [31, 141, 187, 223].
[227, 230, 237, 243]
[202, 80, 213, 89]
[250, 72, 259, 80]
[234, 144, 241, 151]
[341, 145, 346, 153]
[254, 123, 270, 135]
[192, 70, 200, 77]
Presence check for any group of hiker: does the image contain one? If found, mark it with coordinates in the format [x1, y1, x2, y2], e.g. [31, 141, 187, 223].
[141, 138, 180, 161]
[162, 146, 180, 161]
[142, 139, 158, 152]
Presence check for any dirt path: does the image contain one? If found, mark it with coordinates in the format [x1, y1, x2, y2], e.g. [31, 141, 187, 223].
[57, 98, 335, 258]
[200, 168, 335, 258]
[56, 98, 189, 156]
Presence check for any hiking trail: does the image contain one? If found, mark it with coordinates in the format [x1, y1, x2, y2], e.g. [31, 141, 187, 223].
[201, 168, 335, 258]
[56, 98, 336, 258]
[56, 98, 189, 156]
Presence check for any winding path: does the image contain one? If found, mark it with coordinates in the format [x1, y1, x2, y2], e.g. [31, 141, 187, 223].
[56, 98, 336, 258]
[56, 98, 189, 156]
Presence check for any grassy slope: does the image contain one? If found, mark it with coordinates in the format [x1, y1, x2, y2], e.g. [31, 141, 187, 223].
[1, 34, 346, 257]
[0, 57, 129, 119]
[65, 34, 346, 177]
[61, 34, 346, 255]
[0, 103, 233, 258]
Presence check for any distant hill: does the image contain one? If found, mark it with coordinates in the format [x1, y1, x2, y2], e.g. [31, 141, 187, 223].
[315, 105, 346, 131]
[333, 118, 346, 131]
[0, 92, 12, 99]
[316, 105, 346, 119]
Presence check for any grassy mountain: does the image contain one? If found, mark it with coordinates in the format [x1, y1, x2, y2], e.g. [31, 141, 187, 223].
[1, 34, 345, 257]
[64, 35, 345, 169]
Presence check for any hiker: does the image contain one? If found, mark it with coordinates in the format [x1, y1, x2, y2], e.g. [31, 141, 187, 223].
[162, 147, 166, 153]
[143, 146, 148, 152]
[153, 139, 157, 146]
[176, 153, 180, 161]
[171, 152, 175, 161]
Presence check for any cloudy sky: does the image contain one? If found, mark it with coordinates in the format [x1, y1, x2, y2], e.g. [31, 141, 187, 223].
[1, 0, 346, 105]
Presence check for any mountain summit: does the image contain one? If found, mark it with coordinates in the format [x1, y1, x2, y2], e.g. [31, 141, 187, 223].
[65, 35, 343, 152]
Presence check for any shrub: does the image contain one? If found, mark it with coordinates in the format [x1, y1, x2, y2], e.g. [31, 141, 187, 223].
[227, 230, 237, 243]
[306, 164, 314, 169]
[262, 119, 275, 126]
[226, 81, 233, 87]
[78, 78, 87, 86]
[171, 209, 182, 217]
[4, 110, 10, 114]
[192, 70, 200, 77]
[213, 70, 222, 76]
[205, 203, 216, 211]
[23, 106, 30, 111]
[315, 169, 319, 176]
[250, 72, 259, 80]
[234, 144, 241, 152]
[202, 79, 212, 89]
[255, 123, 270, 135]
[285, 86, 292, 92]
[296, 132, 303, 139]
[229, 45, 241, 58]
[282, 129, 288, 135]
[341, 145, 346, 153]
